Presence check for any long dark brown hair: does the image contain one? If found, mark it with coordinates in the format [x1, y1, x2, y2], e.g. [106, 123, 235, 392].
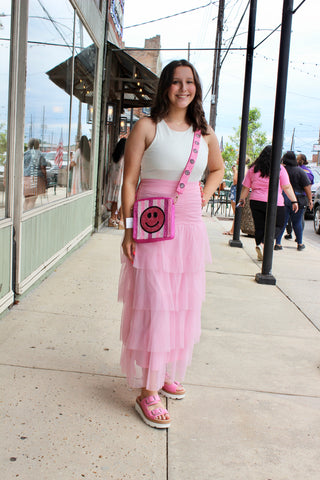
[79, 135, 90, 162]
[150, 60, 209, 135]
[252, 145, 272, 177]
[112, 137, 126, 163]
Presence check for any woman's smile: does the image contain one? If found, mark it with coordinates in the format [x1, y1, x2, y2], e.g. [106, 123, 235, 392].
[167, 66, 196, 107]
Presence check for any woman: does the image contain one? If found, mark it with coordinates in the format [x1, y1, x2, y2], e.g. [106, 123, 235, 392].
[70, 135, 90, 195]
[274, 151, 312, 251]
[23, 138, 47, 211]
[105, 137, 126, 229]
[119, 60, 224, 428]
[238, 145, 298, 260]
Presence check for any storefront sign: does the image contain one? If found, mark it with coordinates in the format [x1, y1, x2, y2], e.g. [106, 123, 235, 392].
[110, 0, 124, 38]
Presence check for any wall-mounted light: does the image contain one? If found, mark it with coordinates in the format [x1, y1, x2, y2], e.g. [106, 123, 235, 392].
[87, 104, 94, 124]
[106, 103, 115, 124]
[120, 116, 127, 134]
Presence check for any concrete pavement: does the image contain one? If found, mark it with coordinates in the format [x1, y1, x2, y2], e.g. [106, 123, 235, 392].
[1, 213, 320, 479]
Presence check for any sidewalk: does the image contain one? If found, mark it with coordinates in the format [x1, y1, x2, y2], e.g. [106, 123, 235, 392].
[1, 214, 320, 480]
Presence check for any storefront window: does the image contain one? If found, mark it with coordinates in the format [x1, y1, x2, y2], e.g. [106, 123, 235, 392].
[24, 0, 97, 211]
[0, 1, 11, 219]
[68, 16, 96, 196]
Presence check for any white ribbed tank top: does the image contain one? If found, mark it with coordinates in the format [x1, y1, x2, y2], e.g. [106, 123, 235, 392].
[140, 120, 208, 182]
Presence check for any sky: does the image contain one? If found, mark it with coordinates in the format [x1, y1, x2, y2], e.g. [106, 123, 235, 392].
[122, 0, 320, 161]
[0, 0, 94, 147]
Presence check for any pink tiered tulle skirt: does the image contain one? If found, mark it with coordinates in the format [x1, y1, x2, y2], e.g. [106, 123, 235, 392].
[118, 179, 211, 391]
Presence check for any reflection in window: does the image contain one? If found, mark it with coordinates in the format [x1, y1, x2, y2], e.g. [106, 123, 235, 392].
[0, 1, 11, 219]
[24, 1, 97, 211]
[66, 16, 96, 196]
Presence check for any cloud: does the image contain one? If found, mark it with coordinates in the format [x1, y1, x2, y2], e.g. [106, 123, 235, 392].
[53, 106, 64, 113]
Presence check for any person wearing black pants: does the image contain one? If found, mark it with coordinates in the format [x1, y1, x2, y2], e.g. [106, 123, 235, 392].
[275, 151, 313, 251]
[238, 146, 298, 261]
[250, 199, 285, 247]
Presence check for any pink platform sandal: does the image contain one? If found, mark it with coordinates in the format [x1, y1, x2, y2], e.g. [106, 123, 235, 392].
[159, 381, 186, 400]
[135, 395, 171, 429]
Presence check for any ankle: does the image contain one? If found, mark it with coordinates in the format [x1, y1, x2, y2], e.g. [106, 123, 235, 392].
[141, 388, 158, 399]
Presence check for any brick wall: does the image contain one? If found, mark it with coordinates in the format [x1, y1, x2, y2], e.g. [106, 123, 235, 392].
[131, 35, 162, 76]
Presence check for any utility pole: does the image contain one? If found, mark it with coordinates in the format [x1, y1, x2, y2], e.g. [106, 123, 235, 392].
[209, 0, 225, 130]
[29, 114, 33, 140]
[41, 106, 46, 148]
[290, 127, 295, 150]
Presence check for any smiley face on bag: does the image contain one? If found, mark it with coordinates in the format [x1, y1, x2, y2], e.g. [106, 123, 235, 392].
[140, 206, 165, 233]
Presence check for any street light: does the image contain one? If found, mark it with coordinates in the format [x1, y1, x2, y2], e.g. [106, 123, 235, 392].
[120, 116, 127, 134]
[106, 103, 115, 124]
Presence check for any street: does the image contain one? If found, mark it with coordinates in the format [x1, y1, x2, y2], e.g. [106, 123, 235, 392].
[304, 217, 320, 249]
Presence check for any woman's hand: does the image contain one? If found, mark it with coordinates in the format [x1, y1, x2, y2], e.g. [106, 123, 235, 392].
[122, 229, 136, 264]
[236, 198, 245, 208]
[201, 189, 211, 207]
[291, 202, 299, 213]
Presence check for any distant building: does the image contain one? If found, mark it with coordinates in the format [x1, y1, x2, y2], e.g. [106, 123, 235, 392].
[131, 35, 162, 76]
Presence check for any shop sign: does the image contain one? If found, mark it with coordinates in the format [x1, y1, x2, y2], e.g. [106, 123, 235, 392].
[110, 0, 124, 38]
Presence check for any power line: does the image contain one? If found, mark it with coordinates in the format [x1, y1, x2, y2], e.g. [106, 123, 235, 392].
[124, 1, 218, 29]
[292, 0, 307, 14]
[220, 0, 249, 67]
[204, 0, 249, 103]
[37, 0, 73, 53]
[254, 23, 281, 49]
[117, 46, 247, 52]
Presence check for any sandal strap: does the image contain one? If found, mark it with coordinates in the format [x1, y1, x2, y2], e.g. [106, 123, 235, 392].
[162, 382, 184, 394]
[141, 394, 160, 407]
[150, 407, 168, 418]
[139, 395, 168, 420]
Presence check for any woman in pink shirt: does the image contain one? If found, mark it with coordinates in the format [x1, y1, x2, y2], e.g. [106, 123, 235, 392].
[238, 145, 298, 260]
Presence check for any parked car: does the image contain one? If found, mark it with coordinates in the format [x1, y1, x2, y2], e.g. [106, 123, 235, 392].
[313, 184, 320, 234]
[46, 162, 59, 188]
[44, 151, 68, 188]
[305, 165, 320, 218]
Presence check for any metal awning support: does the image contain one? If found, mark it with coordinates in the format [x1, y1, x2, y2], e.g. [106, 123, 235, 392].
[229, 0, 257, 249]
[256, 0, 294, 285]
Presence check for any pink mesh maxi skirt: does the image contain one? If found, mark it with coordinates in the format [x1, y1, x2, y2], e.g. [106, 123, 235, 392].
[118, 179, 212, 391]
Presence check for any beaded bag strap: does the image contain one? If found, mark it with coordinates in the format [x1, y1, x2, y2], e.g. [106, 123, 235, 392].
[174, 129, 201, 203]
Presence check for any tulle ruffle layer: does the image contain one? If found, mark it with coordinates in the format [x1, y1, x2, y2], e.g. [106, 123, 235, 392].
[118, 179, 211, 391]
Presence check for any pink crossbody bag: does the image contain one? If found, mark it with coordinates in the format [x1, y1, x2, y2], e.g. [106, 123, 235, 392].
[133, 130, 201, 243]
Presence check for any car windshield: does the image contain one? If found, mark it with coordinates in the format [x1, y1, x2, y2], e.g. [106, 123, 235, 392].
[45, 152, 68, 168]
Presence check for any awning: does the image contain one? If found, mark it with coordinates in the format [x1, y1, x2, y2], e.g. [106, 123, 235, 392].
[46, 42, 158, 108]
[110, 43, 158, 108]
[46, 44, 96, 105]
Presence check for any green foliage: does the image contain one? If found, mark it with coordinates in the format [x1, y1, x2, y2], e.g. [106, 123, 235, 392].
[0, 123, 7, 166]
[229, 107, 268, 162]
[222, 143, 238, 180]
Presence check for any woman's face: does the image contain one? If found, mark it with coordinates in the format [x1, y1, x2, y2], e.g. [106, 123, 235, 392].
[167, 66, 196, 109]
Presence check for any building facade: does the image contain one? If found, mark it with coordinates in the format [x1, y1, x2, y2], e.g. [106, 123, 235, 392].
[0, 0, 159, 315]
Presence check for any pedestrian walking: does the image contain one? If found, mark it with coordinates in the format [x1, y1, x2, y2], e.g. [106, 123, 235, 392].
[274, 151, 313, 251]
[238, 145, 298, 260]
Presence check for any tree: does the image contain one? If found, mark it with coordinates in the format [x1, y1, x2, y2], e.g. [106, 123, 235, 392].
[221, 143, 238, 180]
[230, 107, 268, 162]
[221, 108, 268, 181]
[0, 123, 7, 166]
